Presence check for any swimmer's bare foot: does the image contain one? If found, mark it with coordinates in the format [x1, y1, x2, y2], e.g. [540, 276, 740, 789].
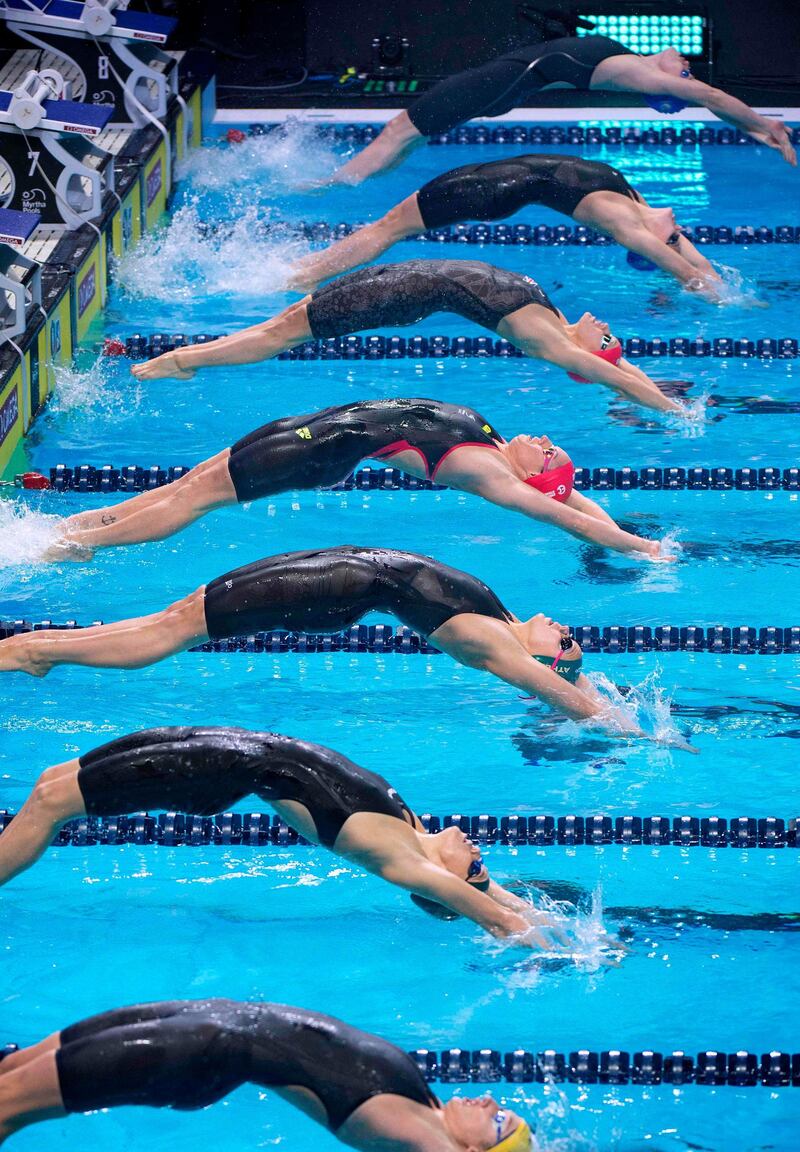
[40, 538, 95, 563]
[0, 635, 52, 677]
[130, 351, 196, 382]
[286, 269, 321, 294]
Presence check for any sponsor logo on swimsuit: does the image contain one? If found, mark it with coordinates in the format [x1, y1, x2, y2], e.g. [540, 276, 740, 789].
[78, 265, 97, 317]
[0, 387, 19, 449]
[295, 426, 312, 439]
[146, 158, 163, 207]
[482, 423, 492, 434]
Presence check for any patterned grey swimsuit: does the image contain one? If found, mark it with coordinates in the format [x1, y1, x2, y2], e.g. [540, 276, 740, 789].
[306, 259, 559, 337]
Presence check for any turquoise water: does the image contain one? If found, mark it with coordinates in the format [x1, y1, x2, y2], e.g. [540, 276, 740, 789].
[2, 124, 799, 1150]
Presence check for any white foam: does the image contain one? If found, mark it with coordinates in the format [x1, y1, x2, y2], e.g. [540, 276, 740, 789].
[0, 500, 62, 568]
[714, 260, 769, 308]
[179, 120, 340, 190]
[588, 668, 695, 753]
[50, 356, 141, 417]
[114, 200, 305, 303]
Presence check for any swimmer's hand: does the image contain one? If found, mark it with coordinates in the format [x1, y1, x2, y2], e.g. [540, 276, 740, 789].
[641, 539, 679, 563]
[514, 911, 572, 951]
[292, 177, 333, 193]
[648, 732, 700, 755]
[748, 119, 797, 166]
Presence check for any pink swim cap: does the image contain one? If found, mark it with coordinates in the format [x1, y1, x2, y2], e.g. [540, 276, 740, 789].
[524, 461, 575, 503]
[567, 343, 623, 383]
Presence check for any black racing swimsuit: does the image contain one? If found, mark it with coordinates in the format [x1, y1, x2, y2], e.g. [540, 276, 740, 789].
[306, 259, 559, 339]
[228, 398, 503, 502]
[203, 546, 513, 642]
[408, 35, 634, 136]
[77, 727, 415, 848]
[417, 154, 638, 230]
[57, 1000, 440, 1128]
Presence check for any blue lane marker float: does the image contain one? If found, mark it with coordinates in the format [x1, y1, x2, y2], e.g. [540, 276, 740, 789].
[248, 122, 800, 150]
[197, 220, 800, 248]
[2, 622, 799, 654]
[0, 809, 795, 848]
[108, 333, 800, 361]
[18, 462, 800, 493]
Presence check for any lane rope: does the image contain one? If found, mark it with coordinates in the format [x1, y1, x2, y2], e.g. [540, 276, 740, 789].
[106, 333, 800, 360]
[2, 621, 798, 654]
[15, 462, 800, 493]
[249, 121, 800, 150]
[0, 809, 795, 847]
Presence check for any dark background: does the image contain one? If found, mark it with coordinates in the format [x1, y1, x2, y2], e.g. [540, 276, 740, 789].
[115, 1, 800, 105]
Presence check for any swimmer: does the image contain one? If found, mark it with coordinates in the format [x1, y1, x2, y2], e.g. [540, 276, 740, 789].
[321, 37, 795, 185]
[288, 155, 720, 298]
[50, 399, 674, 561]
[0, 999, 538, 1149]
[0, 545, 695, 750]
[0, 725, 568, 945]
[130, 259, 688, 415]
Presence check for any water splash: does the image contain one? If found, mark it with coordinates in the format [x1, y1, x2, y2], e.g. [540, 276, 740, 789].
[114, 200, 304, 302]
[50, 355, 141, 417]
[588, 668, 696, 754]
[489, 886, 627, 979]
[178, 121, 340, 191]
[714, 261, 769, 309]
[0, 500, 63, 568]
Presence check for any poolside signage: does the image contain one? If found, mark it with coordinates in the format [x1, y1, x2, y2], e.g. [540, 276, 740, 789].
[78, 265, 97, 318]
[146, 158, 163, 207]
[0, 386, 19, 450]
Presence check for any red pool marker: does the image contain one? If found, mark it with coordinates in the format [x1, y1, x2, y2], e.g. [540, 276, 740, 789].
[226, 128, 246, 144]
[16, 472, 51, 490]
[102, 337, 127, 357]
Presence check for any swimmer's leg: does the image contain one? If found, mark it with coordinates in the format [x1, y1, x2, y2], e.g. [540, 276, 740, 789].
[0, 1052, 65, 1143]
[0, 1034, 62, 1078]
[288, 195, 425, 291]
[0, 759, 85, 886]
[54, 452, 237, 553]
[131, 300, 313, 381]
[328, 111, 425, 186]
[0, 588, 209, 677]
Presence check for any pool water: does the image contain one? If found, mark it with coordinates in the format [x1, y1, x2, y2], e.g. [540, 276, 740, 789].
[2, 123, 799, 1151]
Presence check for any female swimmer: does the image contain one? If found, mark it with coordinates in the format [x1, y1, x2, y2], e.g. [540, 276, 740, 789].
[130, 259, 689, 416]
[0, 546, 694, 749]
[0, 724, 570, 944]
[50, 399, 674, 561]
[323, 37, 795, 184]
[289, 155, 720, 297]
[0, 999, 537, 1151]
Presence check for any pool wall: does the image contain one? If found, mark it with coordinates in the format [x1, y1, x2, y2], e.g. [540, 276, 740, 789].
[0, 54, 216, 482]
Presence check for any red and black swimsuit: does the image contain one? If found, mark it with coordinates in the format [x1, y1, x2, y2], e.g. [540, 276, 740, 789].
[227, 398, 504, 501]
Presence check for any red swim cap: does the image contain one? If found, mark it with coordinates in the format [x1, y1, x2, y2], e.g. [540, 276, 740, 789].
[567, 343, 623, 383]
[524, 461, 575, 502]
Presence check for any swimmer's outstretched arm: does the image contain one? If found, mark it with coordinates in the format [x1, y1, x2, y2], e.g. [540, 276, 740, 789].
[606, 222, 722, 297]
[515, 325, 686, 414]
[606, 59, 796, 166]
[383, 857, 559, 947]
[461, 471, 669, 559]
[432, 615, 638, 729]
[324, 111, 425, 187]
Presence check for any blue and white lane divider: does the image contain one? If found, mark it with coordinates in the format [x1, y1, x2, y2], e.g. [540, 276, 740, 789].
[0, 809, 795, 848]
[247, 121, 800, 150]
[2, 621, 799, 655]
[107, 332, 800, 360]
[16, 462, 800, 493]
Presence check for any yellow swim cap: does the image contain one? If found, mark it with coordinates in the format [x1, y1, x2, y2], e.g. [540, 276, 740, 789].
[490, 1119, 533, 1152]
